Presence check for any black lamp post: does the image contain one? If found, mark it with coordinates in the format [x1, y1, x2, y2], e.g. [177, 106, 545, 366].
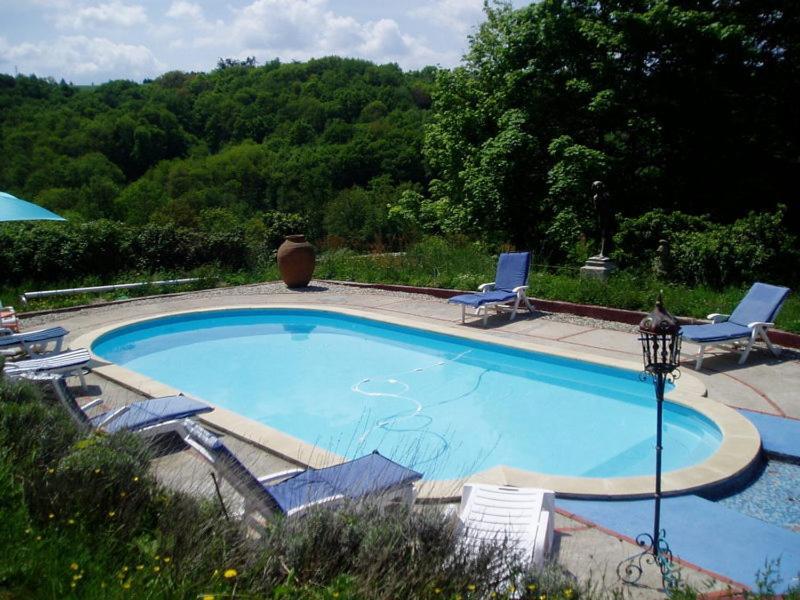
[618, 293, 682, 589]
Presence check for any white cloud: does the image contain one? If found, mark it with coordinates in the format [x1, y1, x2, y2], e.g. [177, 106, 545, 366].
[212, 0, 448, 68]
[54, 1, 147, 29]
[166, 1, 204, 23]
[0, 36, 164, 81]
[410, 0, 485, 35]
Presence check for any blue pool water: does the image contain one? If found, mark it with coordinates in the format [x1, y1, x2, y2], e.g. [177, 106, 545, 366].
[93, 309, 722, 480]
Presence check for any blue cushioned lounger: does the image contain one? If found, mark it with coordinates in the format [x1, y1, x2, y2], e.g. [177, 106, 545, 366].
[448, 252, 534, 326]
[680, 282, 790, 369]
[179, 419, 422, 528]
[0, 325, 68, 357]
[43, 374, 212, 437]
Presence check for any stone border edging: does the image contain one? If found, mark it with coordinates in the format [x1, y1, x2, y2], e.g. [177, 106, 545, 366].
[321, 280, 800, 349]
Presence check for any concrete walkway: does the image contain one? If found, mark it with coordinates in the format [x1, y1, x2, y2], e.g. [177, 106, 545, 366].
[17, 281, 800, 598]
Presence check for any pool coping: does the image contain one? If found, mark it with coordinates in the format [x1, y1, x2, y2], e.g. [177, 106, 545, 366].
[72, 303, 762, 501]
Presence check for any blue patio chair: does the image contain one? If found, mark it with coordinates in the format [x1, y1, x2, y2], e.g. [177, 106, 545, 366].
[178, 419, 423, 530]
[29, 373, 213, 438]
[680, 282, 790, 369]
[0, 325, 68, 357]
[448, 252, 534, 326]
[4, 347, 90, 389]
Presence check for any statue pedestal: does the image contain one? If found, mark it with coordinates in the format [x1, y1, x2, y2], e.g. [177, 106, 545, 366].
[580, 255, 617, 280]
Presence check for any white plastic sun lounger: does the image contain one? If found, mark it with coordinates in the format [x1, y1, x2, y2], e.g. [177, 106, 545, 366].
[680, 282, 790, 369]
[0, 325, 68, 357]
[3, 347, 90, 389]
[457, 484, 555, 570]
[448, 252, 534, 326]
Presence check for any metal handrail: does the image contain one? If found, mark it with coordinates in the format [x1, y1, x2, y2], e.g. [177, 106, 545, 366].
[20, 278, 201, 303]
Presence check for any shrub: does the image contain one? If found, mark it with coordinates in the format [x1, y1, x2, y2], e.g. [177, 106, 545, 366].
[0, 212, 308, 287]
[671, 208, 798, 287]
[613, 207, 798, 288]
[49, 433, 154, 531]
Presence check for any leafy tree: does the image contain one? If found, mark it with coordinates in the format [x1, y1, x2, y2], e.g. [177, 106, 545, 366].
[423, 0, 800, 247]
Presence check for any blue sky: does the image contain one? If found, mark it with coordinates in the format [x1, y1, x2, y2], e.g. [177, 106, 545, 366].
[0, 0, 529, 84]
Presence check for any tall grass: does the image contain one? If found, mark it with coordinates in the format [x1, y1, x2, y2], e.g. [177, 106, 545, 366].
[0, 374, 583, 600]
[4, 236, 798, 333]
[315, 239, 800, 333]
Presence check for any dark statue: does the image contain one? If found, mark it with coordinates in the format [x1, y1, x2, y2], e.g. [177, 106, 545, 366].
[591, 180, 613, 257]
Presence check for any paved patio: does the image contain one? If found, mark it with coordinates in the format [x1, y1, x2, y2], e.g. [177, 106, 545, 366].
[17, 281, 800, 598]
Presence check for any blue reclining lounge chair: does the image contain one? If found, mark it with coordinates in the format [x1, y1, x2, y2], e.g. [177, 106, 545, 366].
[4, 347, 90, 389]
[680, 282, 790, 370]
[448, 252, 534, 326]
[29, 373, 213, 438]
[0, 325, 68, 357]
[179, 419, 423, 529]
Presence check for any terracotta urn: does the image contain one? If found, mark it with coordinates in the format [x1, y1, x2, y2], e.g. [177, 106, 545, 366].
[277, 234, 315, 288]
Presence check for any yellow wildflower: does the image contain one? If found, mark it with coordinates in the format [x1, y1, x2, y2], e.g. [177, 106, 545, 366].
[468, 584, 476, 591]
[94, 468, 101, 474]
[122, 566, 129, 572]
[202, 595, 215, 600]
[68, 518, 75, 525]
[24, 528, 32, 535]
[163, 557, 172, 563]
[133, 476, 139, 482]
[153, 566, 160, 573]
[434, 588, 442, 594]
[70, 582, 76, 589]
[47, 468, 55, 474]
[528, 584, 537, 591]
[136, 565, 144, 571]
[120, 491, 127, 498]
[48, 513, 55, 519]
[108, 511, 116, 518]
[333, 593, 340, 599]
[70, 563, 79, 571]
[36, 535, 42, 541]
[154, 555, 160, 560]
[223, 568, 238, 579]
[564, 589, 574, 599]
[122, 580, 131, 589]
[539, 594, 547, 600]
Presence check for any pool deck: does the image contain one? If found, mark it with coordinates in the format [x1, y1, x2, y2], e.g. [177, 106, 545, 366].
[16, 281, 800, 598]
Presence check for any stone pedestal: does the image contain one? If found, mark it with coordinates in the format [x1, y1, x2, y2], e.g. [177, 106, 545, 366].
[580, 255, 617, 280]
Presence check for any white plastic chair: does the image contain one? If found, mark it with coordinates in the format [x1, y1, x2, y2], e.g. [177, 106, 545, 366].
[457, 483, 555, 569]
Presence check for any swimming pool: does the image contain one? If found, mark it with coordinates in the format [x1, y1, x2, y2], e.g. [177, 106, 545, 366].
[89, 307, 754, 492]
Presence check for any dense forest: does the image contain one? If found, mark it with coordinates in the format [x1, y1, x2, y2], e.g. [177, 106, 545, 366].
[0, 57, 433, 245]
[1, 1, 798, 289]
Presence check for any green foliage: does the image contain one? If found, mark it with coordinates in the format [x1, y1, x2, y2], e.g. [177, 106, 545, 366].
[614, 207, 798, 287]
[420, 0, 800, 249]
[0, 58, 433, 240]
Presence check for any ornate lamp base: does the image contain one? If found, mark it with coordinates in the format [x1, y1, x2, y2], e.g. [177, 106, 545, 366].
[617, 531, 679, 590]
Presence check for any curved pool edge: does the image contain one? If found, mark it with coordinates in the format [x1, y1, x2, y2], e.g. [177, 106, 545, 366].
[74, 303, 762, 501]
